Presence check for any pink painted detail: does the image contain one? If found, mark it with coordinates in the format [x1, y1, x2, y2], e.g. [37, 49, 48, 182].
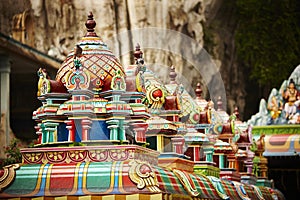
[171, 137, 185, 154]
[88, 149, 109, 162]
[68, 150, 87, 162]
[81, 118, 92, 141]
[109, 149, 129, 161]
[132, 123, 148, 143]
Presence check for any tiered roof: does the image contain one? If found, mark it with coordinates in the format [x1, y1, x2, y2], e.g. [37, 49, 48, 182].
[0, 12, 285, 200]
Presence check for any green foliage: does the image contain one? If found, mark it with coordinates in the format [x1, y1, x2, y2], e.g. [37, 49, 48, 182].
[0, 138, 22, 168]
[235, 0, 300, 87]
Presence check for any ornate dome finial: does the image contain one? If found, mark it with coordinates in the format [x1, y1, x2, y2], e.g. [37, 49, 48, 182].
[195, 82, 202, 99]
[134, 43, 143, 60]
[217, 96, 223, 111]
[169, 65, 177, 84]
[85, 12, 97, 37]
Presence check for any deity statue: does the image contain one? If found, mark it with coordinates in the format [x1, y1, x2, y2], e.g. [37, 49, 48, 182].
[267, 95, 282, 124]
[282, 79, 299, 120]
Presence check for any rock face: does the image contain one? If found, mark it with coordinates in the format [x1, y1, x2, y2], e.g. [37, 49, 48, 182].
[0, 0, 247, 119]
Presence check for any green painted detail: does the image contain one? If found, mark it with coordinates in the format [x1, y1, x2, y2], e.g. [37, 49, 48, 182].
[85, 162, 113, 192]
[194, 165, 220, 178]
[3, 164, 40, 195]
[252, 125, 300, 135]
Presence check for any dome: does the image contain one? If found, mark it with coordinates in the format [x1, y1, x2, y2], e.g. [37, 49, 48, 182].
[55, 12, 124, 92]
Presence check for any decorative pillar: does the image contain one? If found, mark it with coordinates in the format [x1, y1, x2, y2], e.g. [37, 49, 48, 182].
[118, 119, 126, 141]
[0, 55, 12, 149]
[259, 157, 268, 178]
[34, 124, 42, 144]
[107, 119, 119, 141]
[245, 151, 255, 174]
[65, 119, 75, 142]
[194, 146, 201, 162]
[204, 145, 214, 162]
[132, 123, 148, 143]
[81, 118, 92, 141]
[227, 153, 236, 169]
[44, 122, 59, 143]
[171, 137, 185, 154]
[157, 135, 164, 152]
[219, 154, 225, 168]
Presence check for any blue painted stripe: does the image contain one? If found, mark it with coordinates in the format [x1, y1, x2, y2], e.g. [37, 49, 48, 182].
[112, 161, 121, 194]
[36, 164, 50, 196]
[75, 162, 86, 195]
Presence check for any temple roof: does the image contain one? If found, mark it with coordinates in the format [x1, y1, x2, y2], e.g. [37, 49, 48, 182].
[0, 161, 284, 200]
[55, 12, 124, 92]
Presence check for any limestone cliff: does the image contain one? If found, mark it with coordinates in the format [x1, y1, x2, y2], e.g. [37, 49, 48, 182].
[0, 0, 247, 119]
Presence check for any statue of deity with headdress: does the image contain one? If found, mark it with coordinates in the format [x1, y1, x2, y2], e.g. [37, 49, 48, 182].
[282, 79, 300, 120]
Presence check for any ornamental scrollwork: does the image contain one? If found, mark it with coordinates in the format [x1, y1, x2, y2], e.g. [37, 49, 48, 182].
[109, 149, 129, 161]
[23, 152, 43, 163]
[128, 160, 161, 192]
[46, 151, 66, 163]
[68, 150, 87, 162]
[88, 149, 108, 161]
[0, 164, 20, 191]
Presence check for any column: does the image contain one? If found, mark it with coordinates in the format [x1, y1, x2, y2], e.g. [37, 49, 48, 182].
[245, 151, 255, 174]
[34, 124, 42, 144]
[44, 121, 59, 143]
[118, 119, 126, 141]
[203, 145, 214, 162]
[259, 156, 268, 178]
[132, 123, 148, 143]
[0, 55, 12, 149]
[194, 146, 200, 162]
[81, 118, 92, 141]
[157, 135, 164, 152]
[65, 119, 75, 142]
[227, 154, 236, 169]
[107, 119, 119, 141]
[171, 137, 185, 154]
[219, 154, 224, 168]
[245, 160, 253, 174]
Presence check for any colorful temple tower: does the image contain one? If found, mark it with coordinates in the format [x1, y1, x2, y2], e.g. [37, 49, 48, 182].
[0, 13, 285, 200]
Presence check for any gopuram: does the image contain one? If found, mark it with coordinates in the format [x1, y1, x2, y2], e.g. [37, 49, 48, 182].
[0, 13, 285, 200]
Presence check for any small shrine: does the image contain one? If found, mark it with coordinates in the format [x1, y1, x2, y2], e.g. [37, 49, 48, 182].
[0, 12, 285, 200]
[247, 64, 300, 197]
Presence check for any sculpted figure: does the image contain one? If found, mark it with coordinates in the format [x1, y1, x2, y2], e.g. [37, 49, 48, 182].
[267, 95, 282, 124]
[282, 79, 299, 119]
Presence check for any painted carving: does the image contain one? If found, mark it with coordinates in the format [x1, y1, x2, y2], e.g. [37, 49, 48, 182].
[145, 84, 166, 110]
[111, 70, 126, 91]
[0, 164, 20, 191]
[129, 160, 160, 192]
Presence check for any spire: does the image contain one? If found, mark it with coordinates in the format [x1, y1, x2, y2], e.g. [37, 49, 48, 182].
[134, 43, 144, 65]
[169, 65, 177, 84]
[134, 43, 143, 60]
[85, 12, 97, 37]
[217, 96, 223, 111]
[195, 82, 202, 99]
